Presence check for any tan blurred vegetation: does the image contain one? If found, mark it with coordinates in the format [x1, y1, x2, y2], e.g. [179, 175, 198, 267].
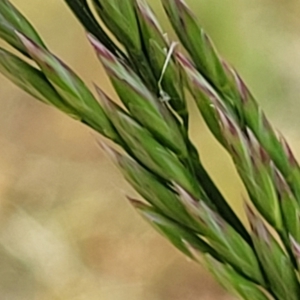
[1, 0, 300, 299]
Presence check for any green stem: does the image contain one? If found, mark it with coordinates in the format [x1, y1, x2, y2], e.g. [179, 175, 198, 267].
[187, 140, 252, 245]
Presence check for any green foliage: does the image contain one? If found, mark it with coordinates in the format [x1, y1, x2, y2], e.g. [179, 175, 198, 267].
[0, 0, 300, 299]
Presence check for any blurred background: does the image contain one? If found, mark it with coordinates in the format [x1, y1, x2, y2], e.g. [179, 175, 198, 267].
[1, 0, 300, 299]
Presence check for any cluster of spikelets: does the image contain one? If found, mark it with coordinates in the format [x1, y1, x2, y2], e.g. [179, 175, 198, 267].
[1, 0, 300, 299]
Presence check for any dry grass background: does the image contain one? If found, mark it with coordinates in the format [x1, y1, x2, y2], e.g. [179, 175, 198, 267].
[1, 1, 300, 299]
